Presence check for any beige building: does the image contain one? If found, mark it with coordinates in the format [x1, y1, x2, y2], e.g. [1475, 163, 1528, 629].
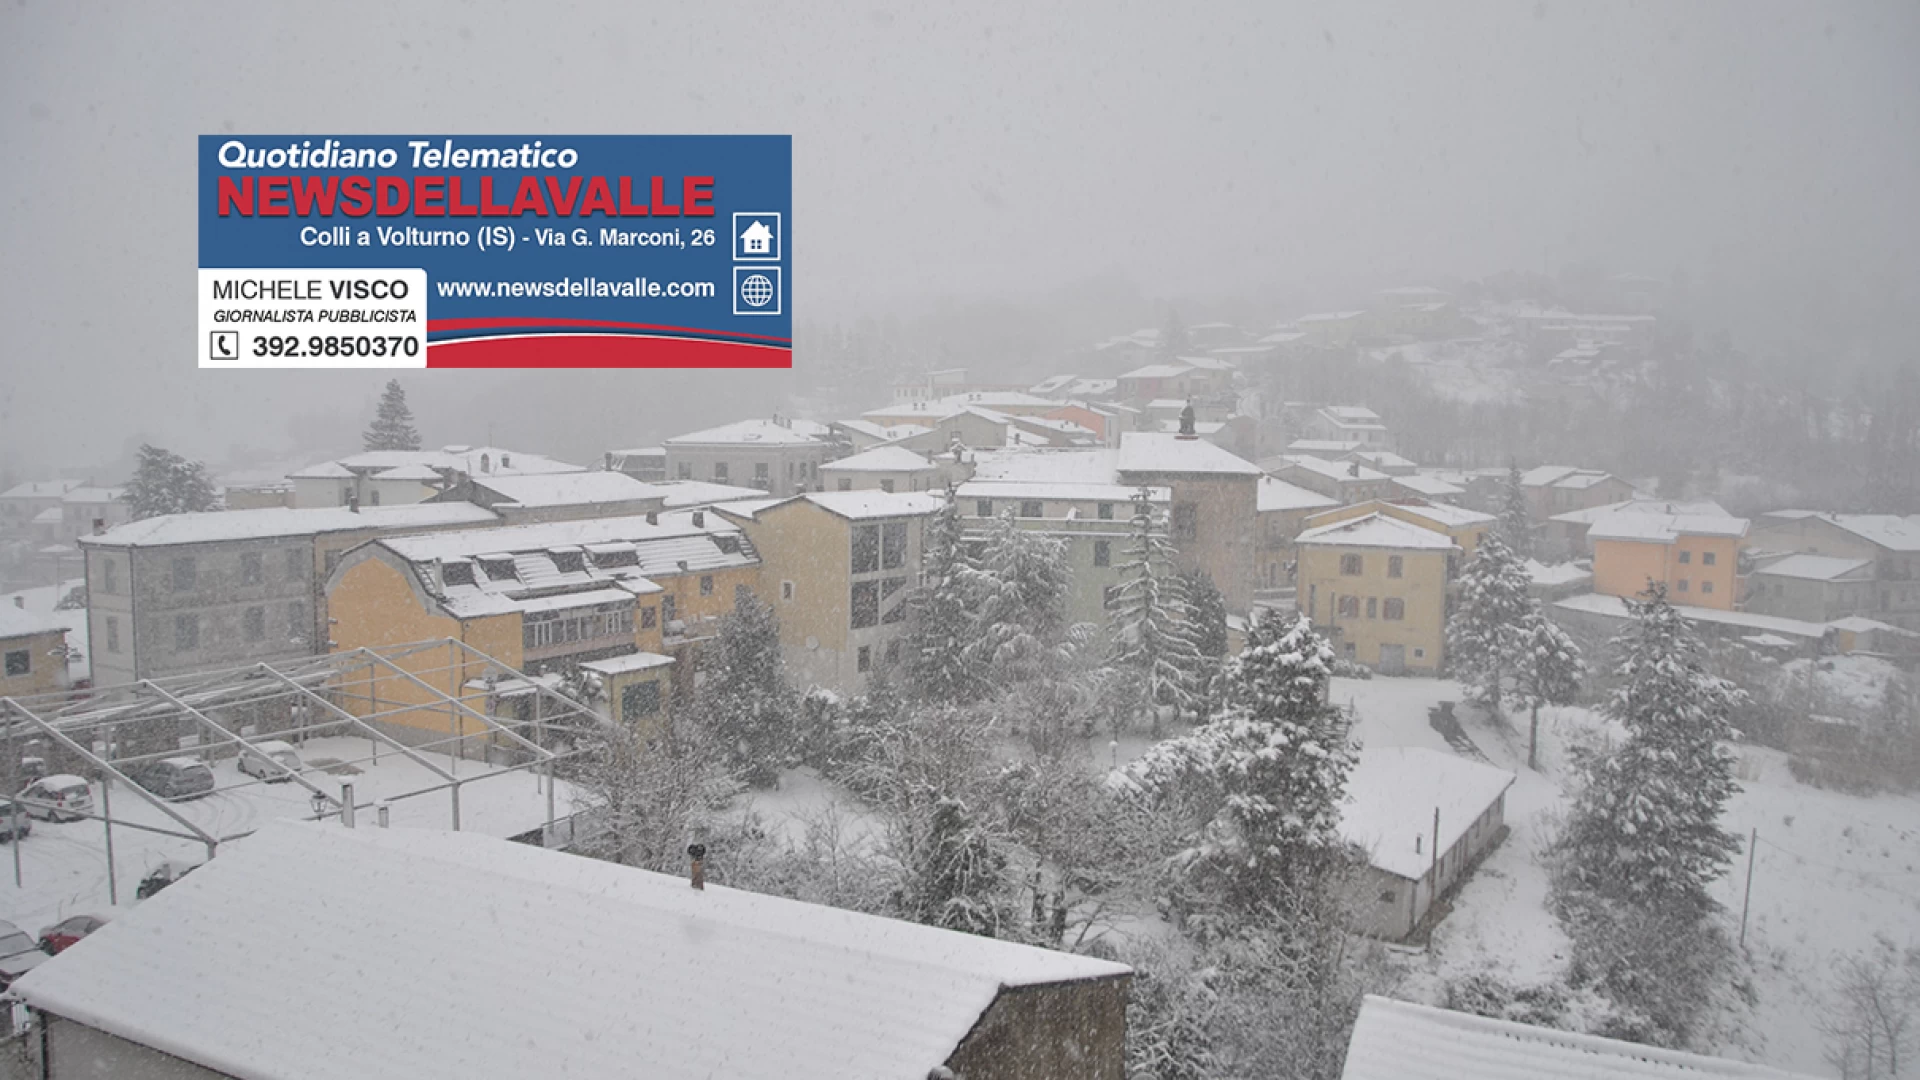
[1115, 431, 1263, 612]
[1747, 511, 1920, 631]
[721, 491, 944, 693]
[1264, 454, 1397, 505]
[0, 605, 71, 698]
[819, 445, 947, 493]
[1295, 512, 1458, 674]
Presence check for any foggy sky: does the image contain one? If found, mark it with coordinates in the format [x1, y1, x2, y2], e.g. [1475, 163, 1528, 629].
[2, 0, 1916, 475]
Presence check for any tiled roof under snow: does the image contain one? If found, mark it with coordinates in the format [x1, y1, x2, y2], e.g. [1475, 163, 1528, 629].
[470, 471, 667, 508]
[1750, 554, 1873, 581]
[81, 504, 500, 548]
[1257, 477, 1339, 513]
[1116, 433, 1263, 477]
[1340, 748, 1515, 880]
[1296, 513, 1457, 551]
[1343, 994, 1816, 1080]
[664, 418, 825, 446]
[801, 490, 946, 520]
[0, 606, 67, 640]
[1275, 454, 1390, 484]
[818, 446, 938, 473]
[10, 822, 1128, 1080]
[1587, 511, 1748, 543]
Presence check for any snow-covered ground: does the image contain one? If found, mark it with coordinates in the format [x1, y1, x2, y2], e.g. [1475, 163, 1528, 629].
[0, 735, 576, 939]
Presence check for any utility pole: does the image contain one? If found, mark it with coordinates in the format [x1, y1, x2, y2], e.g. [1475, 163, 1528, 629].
[1739, 827, 1757, 949]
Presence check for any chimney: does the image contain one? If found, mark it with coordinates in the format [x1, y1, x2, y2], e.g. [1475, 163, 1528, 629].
[348, 490, 360, 513]
[92, 518, 106, 535]
[603, 451, 614, 471]
[12, 597, 22, 609]
[1414, 834, 1422, 854]
[646, 511, 659, 526]
[1176, 402, 1198, 440]
[1348, 460, 1361, 477]
[687, 843, 706, 890]
[691, 510, 705, 528]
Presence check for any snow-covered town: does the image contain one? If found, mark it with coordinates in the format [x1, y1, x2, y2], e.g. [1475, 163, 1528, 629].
[5, 3, 1919, 1079]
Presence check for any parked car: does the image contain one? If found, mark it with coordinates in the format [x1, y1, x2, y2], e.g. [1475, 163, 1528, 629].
[37, 914, 108, 955]
[237, 740, 302, 783]
[19, 774, 94, 822]
[129, 757, 215, 801]
[0, 801, 31, 844]
[0, 921, 47, 988]
[135, 861, 200, 900]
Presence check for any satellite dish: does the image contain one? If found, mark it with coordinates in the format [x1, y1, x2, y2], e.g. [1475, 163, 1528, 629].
[804, 635, 819, 651]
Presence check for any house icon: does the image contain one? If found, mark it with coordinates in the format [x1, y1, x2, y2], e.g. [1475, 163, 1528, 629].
[740, 220, 773, 255]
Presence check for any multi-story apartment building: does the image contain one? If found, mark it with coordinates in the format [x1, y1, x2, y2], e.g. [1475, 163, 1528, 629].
[1294, 512, 1458, 675]
[663, 418, 830, 496]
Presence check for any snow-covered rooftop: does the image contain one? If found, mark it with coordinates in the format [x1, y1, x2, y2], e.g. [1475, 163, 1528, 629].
[330, 447, 582, 478]
[1275, 454, 1390, 484]
[1554, 593, 1832, 641]
[1289, 439, 1371, 455]
[378, 511, 746, 567]
[1549, 499, 1727, 527]
[973, 447, 1123, 486]
[801, 490, 946, 520]
[469, 471, 667, 508]
[60, 485, 124, 504]
[1751, 554, 1874, 581]
[649, 480, 772, 509]
[818, 446, 939, 473]
[1382, 499, 1496, 530]
[0, 605, 67, 640]
[579, 651, 675, 676]
[1120, 363, 1197, 380]
[1321, 405, 1383, 422]
[1257, 476, 1339, 513]
[664, 418, 825, 446]
[834, 419, 936, 443]
[1297, 310, 1366, 323]
[286, 460, 357, 480]
[10, 822, 1129, 1080]
[1116, 433, 1263, 477]
[0, 479, 83, 500]
[1392, 475, 1464, 498]
[1348, 450, 1417, 469]
[1519, 465, 1630, 491]
[1341, 749, 1515, 880]
[1587, 510, 1748, 544]
[1343, 995, 1816, 1080]
[81, 503, 501, 548]
[1764, 512, 1920, 552]
[1296, 513, 1458, 552]
[1525, 559, 1593, 587]
[370, 464, 443, 481]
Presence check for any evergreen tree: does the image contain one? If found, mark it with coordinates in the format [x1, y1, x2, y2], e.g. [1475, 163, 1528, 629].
[1497, 462, 1536, 560]
[694, 592, 799, 787]
[1513, 614, 1584, 770]
[1445, 531, 1535, 716]
[901, 489, 986, 703]
[1182, 568, 1230, 711]
[1558, 584, 1744, 908]
[1110, 489, 1205, 732]
[124, 444, 221, 519]
[1122, 612, 1357, 929]
[1157, 309, 1191, 360]
[965, 510, 1071, 685]
[362, 379, 422, 452]
[897, 794, 1012, 937]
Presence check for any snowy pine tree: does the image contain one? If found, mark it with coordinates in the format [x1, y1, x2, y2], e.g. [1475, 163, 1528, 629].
[901, 489, 986, 703]
[693, 591, 799, 788]
[1513, 613, 1584, 770]
[362, 379, 422, 452]
[1558, 584, 1744, 908]
[124, 444, 221, 519]
[897, 794, 1013, 937]
[1445, 531, 1535, 716]
[1182, 569, 1230, 712]
[1110, 489, 1205, 733]
[1497, 462, 1536, 560]
[1123, 612, 1357, 928]
[965, 510, 1071, 684]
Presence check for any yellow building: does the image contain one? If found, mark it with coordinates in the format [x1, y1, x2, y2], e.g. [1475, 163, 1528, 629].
[1256, 476, 1338, 590]
[719, 490, 943, 693]
[1295, 512, 1458, 675]
[1303, 498, 1495, 561]
[1589, 510, 1748, 610]
[0, 607, 70, 698]
[325, 509, 761, 740]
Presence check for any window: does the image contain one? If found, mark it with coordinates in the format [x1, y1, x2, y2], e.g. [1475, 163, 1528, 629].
[1020, 500, 1043, 518]
[837, 478, 854, 491]
[976, 500, 993, 518]
[621, 681, 662, 722]
[700, 575, 714, 596]
[100, 560, 118, 594]
[1677, 578, 1690, 592]
[677, 462, 693, 480]
[1413, 647, 1426, 659]
[852, 525, 879, 574]
[662, 595, 676, 624]
[174, 614, 199, 652]
[172, 557, 196, 592]
[521, 603, 636, 650]
[885, 640, 901, 666]
[442, 561, 474, 586]
[1173, 503, 1198, 541]
[1383, 598, 1406, 620]
[881, 577, 908, 623]
[640, 605, 657, 629]
[857, 645, 872, 673]
[241, 551, 263, 585]
[851, 581, 879, 628]
[369, 489, 381, 506]
[105, 616, 120, 654]
[243, 607, 265, 641]
[1340, 553, 1363, 576]
[1093, 540, 1111, 568]
[1366, 597, 1378, 619]
[755, 462, 769, 481]
[1701, 580, 1715, 595]
[880, 479, 896, 493]
[1338, 595, 1360, 618]
[881, 521, 908, 570]
[713, 462, 729, 482]
[1387, 555, 1403, 579]
[289, 602, 307, 643]
[1703, 551, 1717, 566]
[781, 580, 795, 602]
[287, 548, 304, 579]
[1097, 502, 1114, 521]
[1379, 889, 1399, 904]
[4, 650, 28, 677]
[1679, 550, 1692, 565]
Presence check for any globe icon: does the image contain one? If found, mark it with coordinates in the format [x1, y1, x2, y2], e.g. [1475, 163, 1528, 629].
[740, 273, 776, 308]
